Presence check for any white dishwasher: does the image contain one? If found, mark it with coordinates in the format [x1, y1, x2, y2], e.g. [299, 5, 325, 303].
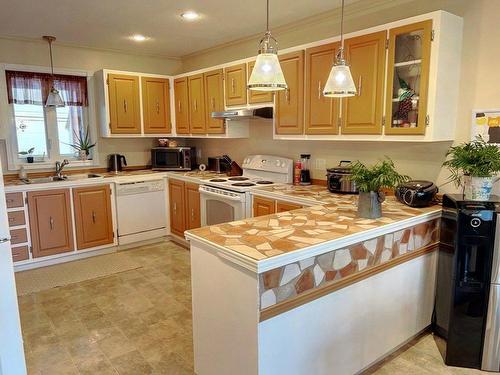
[115, 179, 166, 245]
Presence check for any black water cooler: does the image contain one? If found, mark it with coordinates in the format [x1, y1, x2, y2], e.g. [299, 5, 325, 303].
[433, 194, 500, 371]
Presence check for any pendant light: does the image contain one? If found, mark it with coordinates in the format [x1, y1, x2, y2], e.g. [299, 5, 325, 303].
[43, 36, 65, 107]
[247, 0, 287, 91]
[323, 0, 356, 97]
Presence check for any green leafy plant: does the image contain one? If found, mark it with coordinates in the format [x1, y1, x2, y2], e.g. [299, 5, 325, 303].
[67, 126, 95, 156]
[18, 147, 34, 156]
[349, 158, 409, 193]
[443, 136, 500, 186]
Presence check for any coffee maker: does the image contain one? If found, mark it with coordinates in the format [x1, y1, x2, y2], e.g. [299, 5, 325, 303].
[108, 154, 127, 173]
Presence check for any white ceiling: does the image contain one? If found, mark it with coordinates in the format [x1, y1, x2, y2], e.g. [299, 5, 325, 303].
[0, 0, 361, 58]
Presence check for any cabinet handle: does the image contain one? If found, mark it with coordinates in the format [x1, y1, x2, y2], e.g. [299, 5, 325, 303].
[231, 78, 236, 94]
[156, 101, 160, 114]
[317, 80, 322, 100]
[123, 100, 128, 113]
[178, 101, 182, 113]
[211, 97, 215, 110]
[285, 88, 290, 103]
[92, 211, 96, 224]
[191, 208, 195, 221]
[173, 203, 177, 213]
[194, 99, 197, 112]
[49, 216, 54, 230]
[358, 76, 363, 97]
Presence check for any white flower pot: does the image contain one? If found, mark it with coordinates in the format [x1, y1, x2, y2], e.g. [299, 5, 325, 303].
[464, 176, 494, 201]
[78, 150, 88, 161]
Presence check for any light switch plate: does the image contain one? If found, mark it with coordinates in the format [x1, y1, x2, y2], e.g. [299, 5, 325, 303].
[315, 158, 326, 170]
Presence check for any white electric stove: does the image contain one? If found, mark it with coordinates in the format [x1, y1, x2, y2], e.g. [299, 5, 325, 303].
[199, 155, 293, 225]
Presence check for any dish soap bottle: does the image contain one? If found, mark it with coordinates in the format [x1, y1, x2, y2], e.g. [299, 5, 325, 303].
[18, 165, 28, 180]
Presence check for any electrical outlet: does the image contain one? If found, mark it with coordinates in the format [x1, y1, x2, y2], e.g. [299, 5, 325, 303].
[196, 149, 202, 159]
[315, 158, 326, 170]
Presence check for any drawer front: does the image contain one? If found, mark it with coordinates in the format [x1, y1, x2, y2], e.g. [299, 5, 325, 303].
[10, 228, 27, 245]
[12, 246, 29, 262]
[7, 211, 25, 227]
[6, 193, 24, 208]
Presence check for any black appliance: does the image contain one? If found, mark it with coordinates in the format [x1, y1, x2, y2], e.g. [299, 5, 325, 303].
[433, 194, 500, 370]
[327, 161, 358, 194]
[151, 147, 195, 171]
[108, 154, 127, 172]
[207, 156, 231, 173]
[395, 180, 438, 207]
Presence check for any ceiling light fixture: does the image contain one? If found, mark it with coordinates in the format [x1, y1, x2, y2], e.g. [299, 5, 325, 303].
[43, 36, 65, 108]
[130, 34, 148, 42]
[180, 11, 200, 21]
[247, 0, 287, 92]
[323, 0, 356, 97]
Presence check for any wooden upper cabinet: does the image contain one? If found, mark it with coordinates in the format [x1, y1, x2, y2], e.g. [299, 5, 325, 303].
[385, 20, 432, 135]
[253, 197, 276, 217]
[224, 63, 247, 106]
[204, 69, 225, 134]
[184, 183, 201, 230]
[275, 51, 305, 135]
[142, 77, 171, 134]
[342, 31, 387, 135]
[188, 74, 206, 134]
[276, 201, 302, 213]
[27, 189, 74, 258]
[107, 74, 141, 134]
[247, 61, 274, 104]
[169, 179, 185, 237]
[305, 42, 340, 134]
[73, 185, 114, 250]
[174, 77, 190, 134]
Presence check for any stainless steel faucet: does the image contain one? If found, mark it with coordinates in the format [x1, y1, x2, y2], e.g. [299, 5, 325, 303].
[55, 159, 69, 180]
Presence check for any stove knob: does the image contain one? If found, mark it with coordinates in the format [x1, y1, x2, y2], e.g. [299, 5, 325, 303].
[275, 160, 281, 167]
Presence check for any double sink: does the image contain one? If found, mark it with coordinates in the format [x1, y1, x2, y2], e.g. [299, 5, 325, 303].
[21, 173, 104, 185]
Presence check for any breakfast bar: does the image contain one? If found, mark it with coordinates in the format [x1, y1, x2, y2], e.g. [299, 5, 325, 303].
[185, 193, 442, 375]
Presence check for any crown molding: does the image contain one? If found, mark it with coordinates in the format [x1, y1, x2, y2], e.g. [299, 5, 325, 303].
[181, 0, 413, 60]
[0, 35, 181, 61]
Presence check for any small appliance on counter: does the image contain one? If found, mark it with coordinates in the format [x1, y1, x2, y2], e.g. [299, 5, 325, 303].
[108, 154, 127, 173]
[299, 154, 311, 185]
[207, 155, 232, 174]
[151, 147, 195, 171]
[327, 161, 358, 194]
[434, 194, 500, 371]
[395, 180, 438, 207]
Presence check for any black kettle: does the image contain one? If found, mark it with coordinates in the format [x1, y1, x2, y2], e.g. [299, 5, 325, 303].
[108, 154, 127, 172]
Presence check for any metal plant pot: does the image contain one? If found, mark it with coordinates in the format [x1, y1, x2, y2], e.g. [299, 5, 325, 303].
[357, 191, 385, 219]
[463, 176, 495, 201]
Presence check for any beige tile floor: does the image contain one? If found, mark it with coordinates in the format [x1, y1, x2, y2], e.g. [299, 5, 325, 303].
[18, 240, 492, 375]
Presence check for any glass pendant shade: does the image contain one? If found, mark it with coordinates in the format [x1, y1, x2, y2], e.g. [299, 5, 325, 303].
[248, 52, 287, 91]
[323, 61, 357, 97]
[46, 87, 65, 107]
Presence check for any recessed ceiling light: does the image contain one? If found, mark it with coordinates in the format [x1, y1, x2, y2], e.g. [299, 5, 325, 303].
[180, 11, 200, 21]
[130, 34, 148, 42]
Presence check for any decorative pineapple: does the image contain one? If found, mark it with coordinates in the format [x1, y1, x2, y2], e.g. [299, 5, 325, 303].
[396, 75, 414, 121]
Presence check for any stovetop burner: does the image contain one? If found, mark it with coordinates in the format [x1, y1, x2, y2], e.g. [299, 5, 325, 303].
[231, 182, 256, 187]
[256, 180, 273, 185]
[209, 178, 228, 182]
[228, 177, 249, 181]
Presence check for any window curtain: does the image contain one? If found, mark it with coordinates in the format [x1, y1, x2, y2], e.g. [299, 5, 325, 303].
[5, 70, 88, 106]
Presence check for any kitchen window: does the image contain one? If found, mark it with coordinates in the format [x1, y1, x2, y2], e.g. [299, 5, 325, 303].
[4, 69, 94, 168]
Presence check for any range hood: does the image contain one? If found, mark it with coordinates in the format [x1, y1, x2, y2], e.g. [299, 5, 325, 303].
[211, 106, 273, 120]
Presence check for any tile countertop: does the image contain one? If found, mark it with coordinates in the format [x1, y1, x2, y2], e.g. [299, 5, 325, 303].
[185, 184, 442, 273]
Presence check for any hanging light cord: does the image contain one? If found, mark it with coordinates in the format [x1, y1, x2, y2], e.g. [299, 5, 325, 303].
[48, 39, 55, 77]
[340, 0, 345, 48]
[266, 0, 270, 32]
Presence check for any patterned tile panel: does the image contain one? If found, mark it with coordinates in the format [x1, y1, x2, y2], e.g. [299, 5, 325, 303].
[186, 195, 441, 261]
[258, 218, 440, 309]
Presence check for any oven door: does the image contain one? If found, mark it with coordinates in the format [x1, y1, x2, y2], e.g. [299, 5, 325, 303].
[199, 186, 246, 226]
[153, 149, 183, 170]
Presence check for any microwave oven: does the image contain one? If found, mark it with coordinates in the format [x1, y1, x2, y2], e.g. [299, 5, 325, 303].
[151, 147, 195, 171]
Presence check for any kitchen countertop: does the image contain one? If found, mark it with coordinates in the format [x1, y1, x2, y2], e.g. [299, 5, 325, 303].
[185, 184, 441, 272]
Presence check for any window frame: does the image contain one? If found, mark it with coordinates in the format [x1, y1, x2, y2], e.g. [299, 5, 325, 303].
[0, 63, 99, 171]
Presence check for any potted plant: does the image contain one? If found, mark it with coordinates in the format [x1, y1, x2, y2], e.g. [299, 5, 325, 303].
[68, 126, 95, 161]
[443, 136, 500, 200]
[349, 158, 409, 219]
[18, 147, 35, 163]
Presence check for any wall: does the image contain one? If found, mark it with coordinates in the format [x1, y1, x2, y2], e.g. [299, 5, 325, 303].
[0, 37, 183, 173]
[183, 0, 500, 194]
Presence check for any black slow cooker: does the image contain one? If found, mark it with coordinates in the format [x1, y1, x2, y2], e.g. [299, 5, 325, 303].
[395, 180, 438, 207]
[327, 161, 358, 194]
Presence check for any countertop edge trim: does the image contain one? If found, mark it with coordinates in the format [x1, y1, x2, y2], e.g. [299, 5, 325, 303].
[259, 242, 439, 322]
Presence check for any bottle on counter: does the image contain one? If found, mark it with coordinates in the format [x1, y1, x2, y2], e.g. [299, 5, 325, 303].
[299, 154, 312, 185]
[294, 160, 302, 185]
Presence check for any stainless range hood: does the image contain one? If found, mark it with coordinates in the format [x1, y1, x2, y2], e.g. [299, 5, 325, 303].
[211, 106, 273, 120]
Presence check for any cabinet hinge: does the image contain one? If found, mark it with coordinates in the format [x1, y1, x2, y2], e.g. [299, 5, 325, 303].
[25, 197, 28, 205]
[382, 116, 386, 126]
[337, 117, 342, 127]
[385, 39, 389, 49]
[431, 30, 435, 42]
[425, 115, 430, 126]
[106, 77, 109, 85]
[109, 122, 111, 129]
[29, 246, 32, 254]
[112, 232, 115, 239]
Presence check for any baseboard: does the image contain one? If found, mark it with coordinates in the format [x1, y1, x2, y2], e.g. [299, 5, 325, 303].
[117, 228, 167, 245]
